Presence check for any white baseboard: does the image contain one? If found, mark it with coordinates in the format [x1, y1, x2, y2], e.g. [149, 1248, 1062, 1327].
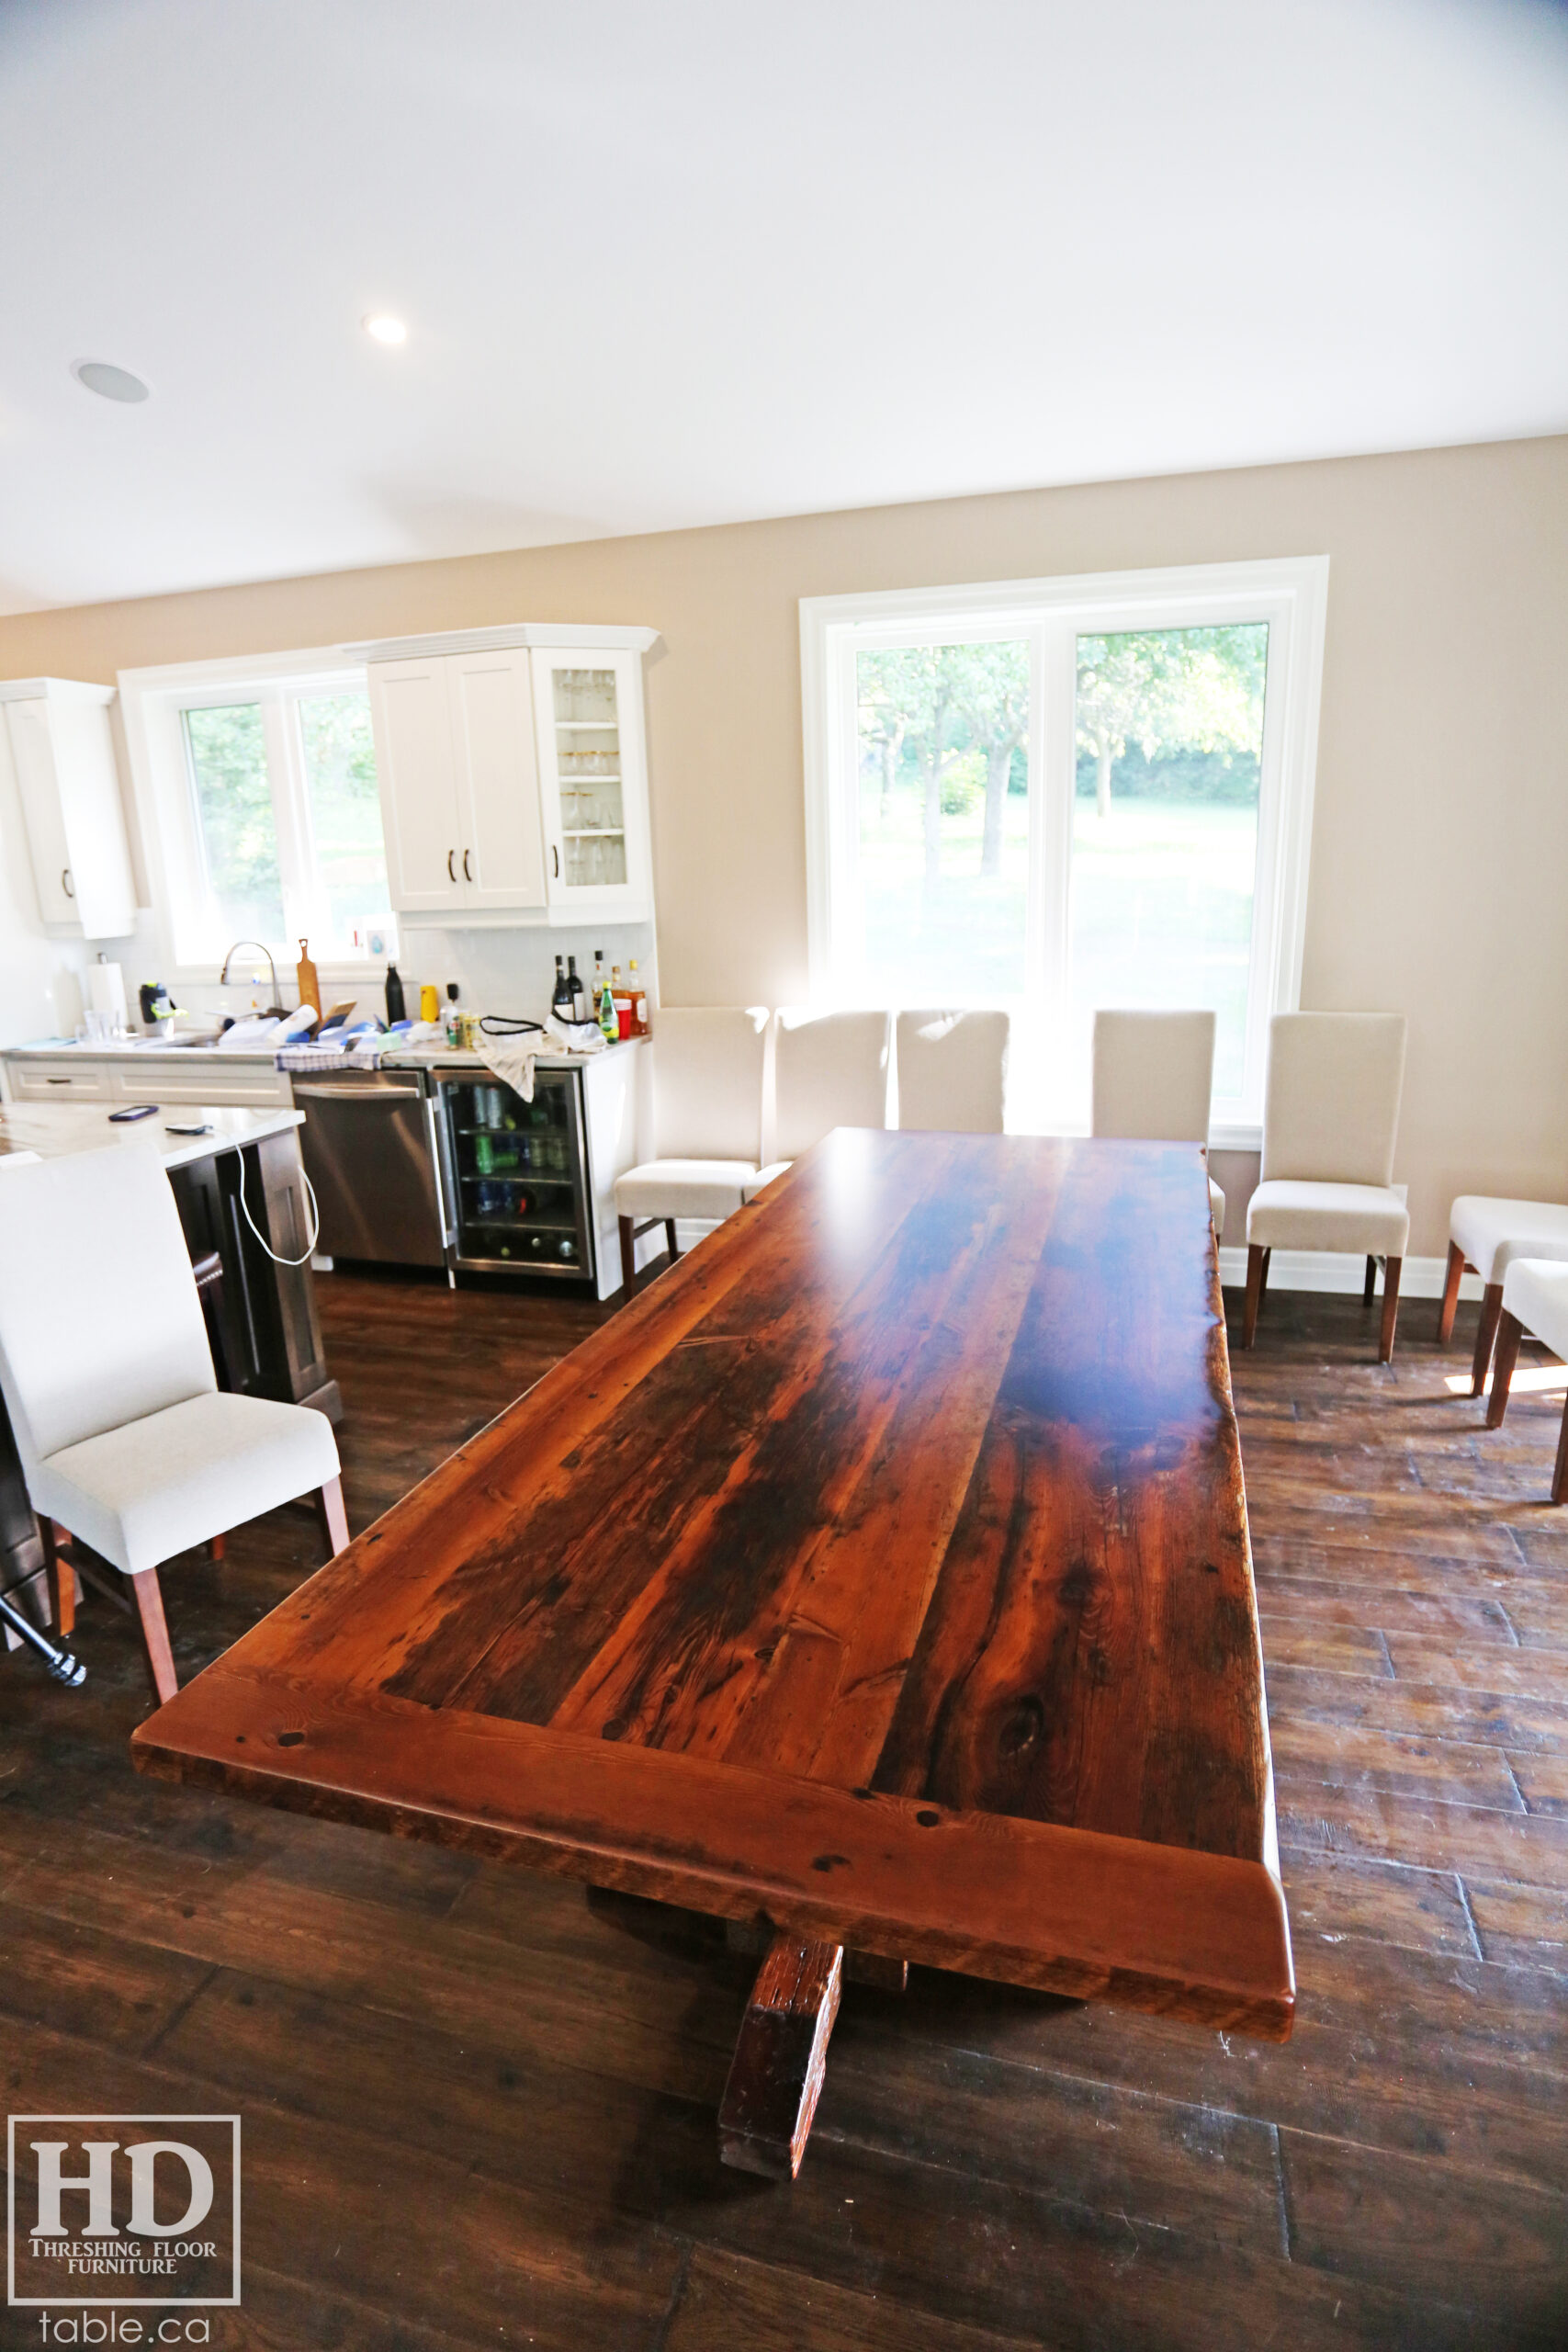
[1215, 1247, 1478, 1301]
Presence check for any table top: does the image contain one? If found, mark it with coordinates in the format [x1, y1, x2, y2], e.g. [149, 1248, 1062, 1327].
[133, 1129, 1293, 2039]
[0, 1101, 304, 1171]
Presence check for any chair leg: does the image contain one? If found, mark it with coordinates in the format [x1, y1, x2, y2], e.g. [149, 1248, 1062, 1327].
[39, 1519, 74, 1637]
[1552, 1396, 1568, 1506]
[1485, 1310, 1524, 1429]
[315, 1476, 350, 1559]
[129, 1568, 178, 1706]
[618, 1214, 637, 1297]
[1471, 1283, 1505, 1396]
[1243, 1245, 1266, 1347]
[1438, 1240, 1465, 1346]
[1378, 1257, 1404, 1363]
[665, 1217, 680, 1262]
[1363, 1254, 1377, 1307]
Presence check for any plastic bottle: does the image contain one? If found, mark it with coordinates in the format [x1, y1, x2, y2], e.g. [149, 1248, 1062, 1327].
[384, 965, 406, 1023]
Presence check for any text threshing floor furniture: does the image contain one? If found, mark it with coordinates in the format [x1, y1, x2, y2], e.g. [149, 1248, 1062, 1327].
[131, 1129, 1293, 2177]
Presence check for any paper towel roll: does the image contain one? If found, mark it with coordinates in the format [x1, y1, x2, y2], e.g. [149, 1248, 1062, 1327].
[87, 959, 128, 1031]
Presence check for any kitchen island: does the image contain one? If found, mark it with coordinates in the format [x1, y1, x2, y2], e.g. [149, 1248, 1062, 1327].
[0, 1102, 338, 1650]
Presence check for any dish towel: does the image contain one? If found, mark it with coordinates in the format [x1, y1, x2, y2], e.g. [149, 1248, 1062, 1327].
[478, 1019, 604, 1104]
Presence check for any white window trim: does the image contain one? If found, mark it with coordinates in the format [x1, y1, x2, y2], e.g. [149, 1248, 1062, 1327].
[800, 555, 1329, 1148]
[118, 644, 392, 989]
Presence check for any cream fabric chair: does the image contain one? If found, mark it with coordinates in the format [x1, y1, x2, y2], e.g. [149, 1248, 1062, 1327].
[1244, 1012, 1409, 1361]
[1482, 1258, 1568, 1505]
[615, 1007, 769, 1289]
[742, 1009, 891, 1200]
[1090, 1009, 1225, 1240]
[1438, 1194, 1568, 1396]
[0, 1144, 345, 1705]
[895, 1009, 1010, 1135]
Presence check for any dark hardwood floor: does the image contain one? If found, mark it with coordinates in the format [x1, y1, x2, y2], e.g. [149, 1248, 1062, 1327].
[4, 1267, 1567, 2350]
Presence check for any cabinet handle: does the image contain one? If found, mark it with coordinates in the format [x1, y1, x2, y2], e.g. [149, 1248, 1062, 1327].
[62, 867, 74, 899]
[463, 848, 473, 882]
[551, 844, 559, 878]
[446, 849, 456, 882]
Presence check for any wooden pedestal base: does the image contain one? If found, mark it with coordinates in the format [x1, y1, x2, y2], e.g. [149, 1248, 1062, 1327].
[719, 1934, 844, 2180]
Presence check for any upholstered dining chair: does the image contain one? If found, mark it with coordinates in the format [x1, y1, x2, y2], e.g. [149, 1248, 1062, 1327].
[1481, 1258, 1568, 1505]
[1244, 1012, 1409, 1361]
[895, 1009, 1010, 1134]
[615, 1007, 769, 1291]
[1090, 1009, 1225, 1239]
[1438, 1194, 1568, 1396]
[0, 1143, 346, 1706]
[742, 1008, 891, 1199]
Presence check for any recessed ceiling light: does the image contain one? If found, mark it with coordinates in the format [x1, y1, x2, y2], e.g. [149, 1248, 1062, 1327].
[362, 314, 407, 345]
[72, 359, 150, 403]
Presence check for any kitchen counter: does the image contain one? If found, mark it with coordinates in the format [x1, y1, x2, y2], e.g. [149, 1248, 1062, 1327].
[379, 1036, 643, 1072]
[5, 1035, 282, 1065]
[0, 1100, 303, 1171]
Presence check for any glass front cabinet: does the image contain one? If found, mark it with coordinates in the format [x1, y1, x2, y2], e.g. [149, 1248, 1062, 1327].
[531, 644, 652, 918]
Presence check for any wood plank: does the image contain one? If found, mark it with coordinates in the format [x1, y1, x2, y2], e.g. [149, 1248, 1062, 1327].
[131, 1662, 1296, 2035]
[718, 1933, 844, 2177]
[870, 1142, 1268, 1853]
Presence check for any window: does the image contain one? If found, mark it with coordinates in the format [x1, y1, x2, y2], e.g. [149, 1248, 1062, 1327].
[802, 559, 1327, 1141]
[119, 650, 396, 974]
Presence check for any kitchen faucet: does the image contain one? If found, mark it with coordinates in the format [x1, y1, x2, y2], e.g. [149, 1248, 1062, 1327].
[219, 939, 286, 1014]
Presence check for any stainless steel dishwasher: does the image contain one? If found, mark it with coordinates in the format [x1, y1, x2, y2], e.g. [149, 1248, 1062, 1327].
[292, 1069, 451, 1267]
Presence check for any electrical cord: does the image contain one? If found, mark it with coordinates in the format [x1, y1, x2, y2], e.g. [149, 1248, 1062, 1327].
[237, 1152, 321, 1267]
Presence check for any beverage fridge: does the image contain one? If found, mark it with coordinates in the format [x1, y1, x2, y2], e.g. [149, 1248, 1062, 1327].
[433, 1068, 595, 1281]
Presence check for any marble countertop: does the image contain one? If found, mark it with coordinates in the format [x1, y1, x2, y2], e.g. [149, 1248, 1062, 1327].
[0, 1101, 304, 1171]
[3, 1035, 644, 1073]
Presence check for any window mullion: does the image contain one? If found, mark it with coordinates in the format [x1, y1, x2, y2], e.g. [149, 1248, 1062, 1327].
[265, 694, 315, 957]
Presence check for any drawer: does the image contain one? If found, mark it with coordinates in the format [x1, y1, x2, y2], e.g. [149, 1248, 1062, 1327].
[8, 1062, 112, 1102]
[111, 1066, 293, 1109]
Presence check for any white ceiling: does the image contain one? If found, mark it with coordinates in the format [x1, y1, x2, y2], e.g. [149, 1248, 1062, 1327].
[3, 0, 1566, 616]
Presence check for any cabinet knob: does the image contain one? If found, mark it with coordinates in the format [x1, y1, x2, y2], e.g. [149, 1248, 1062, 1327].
[463, 848, 473, 883]
[446, 849, 456, 883]
[62, 867, 74, 899]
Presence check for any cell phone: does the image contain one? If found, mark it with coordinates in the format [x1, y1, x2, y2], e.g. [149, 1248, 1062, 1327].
[107, 1103, 158, 1122]
[164, 1120, 214, 1136]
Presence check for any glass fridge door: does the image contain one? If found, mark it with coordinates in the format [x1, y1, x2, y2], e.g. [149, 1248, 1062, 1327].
[439, 1069, 592, 1277]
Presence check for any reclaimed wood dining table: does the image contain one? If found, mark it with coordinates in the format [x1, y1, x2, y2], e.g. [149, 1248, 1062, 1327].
[132, 1127, 1294, 2178]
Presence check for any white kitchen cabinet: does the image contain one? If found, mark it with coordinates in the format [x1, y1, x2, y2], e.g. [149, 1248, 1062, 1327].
[0, 679, 137, 937]
[532, 646, 654, 919]
[364, 647, 544, 919]
[448, 650, 547, 910]
[351, 624, 657, 927]
[365, 657, 467, 916]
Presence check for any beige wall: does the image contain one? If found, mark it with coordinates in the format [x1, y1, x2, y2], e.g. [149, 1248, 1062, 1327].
[1, 433, 1563, 1257]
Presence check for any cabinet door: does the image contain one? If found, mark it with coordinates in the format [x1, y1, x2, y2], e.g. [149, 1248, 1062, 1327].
[5, 701, 76, 923]
[49, 695, 138, 936]
[366, 659, 466, 914]
[532, 649, 652, 916]
[447, 650, 547, 910]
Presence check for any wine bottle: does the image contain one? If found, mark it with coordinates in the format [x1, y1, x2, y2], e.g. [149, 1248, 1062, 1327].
[551, 955, 571, 1021]
[567, 955, 585, 1022]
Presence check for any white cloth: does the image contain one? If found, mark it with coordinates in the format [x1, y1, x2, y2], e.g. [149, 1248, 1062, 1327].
[1450, 1196, 1568, 1287]
[1501, 1258, 1568, 1361]
[1247, 1178, 1410, 1257]
[478, 1018, 603, 1104]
